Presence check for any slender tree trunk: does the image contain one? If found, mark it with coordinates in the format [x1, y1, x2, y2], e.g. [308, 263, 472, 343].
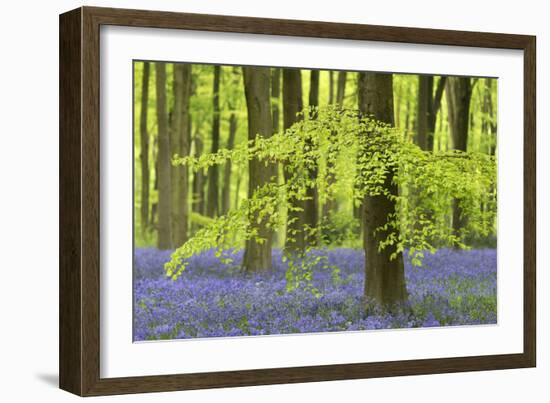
[139, 62, 150, 237]
[336, 71, 347, 106]
[272, 68, 281, 134]
[191, 132, 206, 219]
[221, 113, 237, 215]
[427, 77, 447, 151]
[170, 67, 181, 245]
[309, 70, 320, 114]
[482, 78, 497, 156]
[206, 65, 221, 217]
[328, 71, 334, 105]
[446, 77, 472, 237]
[242, 66, 276, 272]
[323, 70, 338, 220]
[352, 72, 362, 224]
[282, 68, 306, 253]
[155, 63, 172, 249]
[416, 75, 431, 150]
[358, 72, 407, 307]
[304, 70, 320, 244]
[221, 67, 241, 216]
[170, 64, 192, 247]
[271, 68, 281, 246]
[151, 140, 158, 228]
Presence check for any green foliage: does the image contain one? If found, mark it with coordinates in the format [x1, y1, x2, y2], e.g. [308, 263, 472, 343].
[319, 211, 360, 247]
[165, 105, 497, 283]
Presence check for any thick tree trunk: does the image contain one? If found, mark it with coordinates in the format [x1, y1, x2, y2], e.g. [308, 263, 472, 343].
[206, 65, 221, 217]
[241, 67, 276, 272]
[358, 72, 407, 307]
[170, 64, 192, 247]
[446, 77, 472, 236]
[155, 63, 172, 249]
[139, 62, 150, 237]
[282, 68, 306, 253]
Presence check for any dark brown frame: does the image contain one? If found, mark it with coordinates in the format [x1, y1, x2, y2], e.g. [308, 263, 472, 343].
[59, 6, 536, 396]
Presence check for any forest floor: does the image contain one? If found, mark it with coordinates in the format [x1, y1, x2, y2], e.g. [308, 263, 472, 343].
[133, 248, 497, 341]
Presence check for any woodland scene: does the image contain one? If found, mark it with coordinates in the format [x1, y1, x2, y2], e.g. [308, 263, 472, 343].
[133, 61, 497, 341]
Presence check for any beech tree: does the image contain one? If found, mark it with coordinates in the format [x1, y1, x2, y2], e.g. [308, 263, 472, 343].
[241, 66, 276, 272]
[135, 62, 496, 311]
[155, 63, 172, 249]
[446, 77, 472, 236]
[282, 68, 306, 253]
[416, 76, 447, 151]
[221, 68, 241, 216]
[206, 65, 221, 217]
[139, 62, 150, 237]
[191, 132, 206, 217]
[170, 64, 192, 246]
[358, 72, 407, 305]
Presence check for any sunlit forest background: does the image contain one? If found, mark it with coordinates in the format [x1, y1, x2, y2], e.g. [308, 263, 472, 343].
[133, 63, 497, 249]
[132, 61, 498, 341]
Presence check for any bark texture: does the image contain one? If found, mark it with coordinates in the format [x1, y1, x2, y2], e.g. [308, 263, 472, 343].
[221, 112, 237, 215]
[358, 72, 407, 307]
[170, 64, 192, 247]
[241, 66, 276, 272]
[192, 133, 206, 219]
[282, 68, 307, 253]
[155, 63, 172, 249]
[206, 65, 221, 217]
[139, 62, 150, 237]
[446, 77, 472, 236]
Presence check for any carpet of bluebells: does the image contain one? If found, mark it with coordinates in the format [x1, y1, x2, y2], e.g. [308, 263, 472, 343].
[133, 248, 496, 341]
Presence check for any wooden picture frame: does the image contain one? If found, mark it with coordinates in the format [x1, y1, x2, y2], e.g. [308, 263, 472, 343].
[59, 6, 536, 396]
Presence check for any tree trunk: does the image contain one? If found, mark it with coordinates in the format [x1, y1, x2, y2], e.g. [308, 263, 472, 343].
[282, 68, 306, 253]
[271, 68, 281, 134]
[206, 65, 221, 217]
[271, 68, 281, 246]
[170, 64, 192, 247]
[309, 70, 320, 114]
[241, 66, 276, 272]
[417, 76, 447, 151]
[328, 71, 334, 105]
[358, 72, 407, 307]
[446, 77, 472, 236]
[427, 77, 447, 151]
[323, 71, 340, 221]
[416, 75, 431, 151]
[336, 71, 347, 106]
[221, 113, 237, 215]
[482, 78, 497, 156]
[155, 63, 172, 249]
[304, 70, 320, 244]
[139, 62, 150, 237]
[191, 132, 206, 220]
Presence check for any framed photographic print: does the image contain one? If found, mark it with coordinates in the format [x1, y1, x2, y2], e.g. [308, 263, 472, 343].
[59, 6, 536, 396]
